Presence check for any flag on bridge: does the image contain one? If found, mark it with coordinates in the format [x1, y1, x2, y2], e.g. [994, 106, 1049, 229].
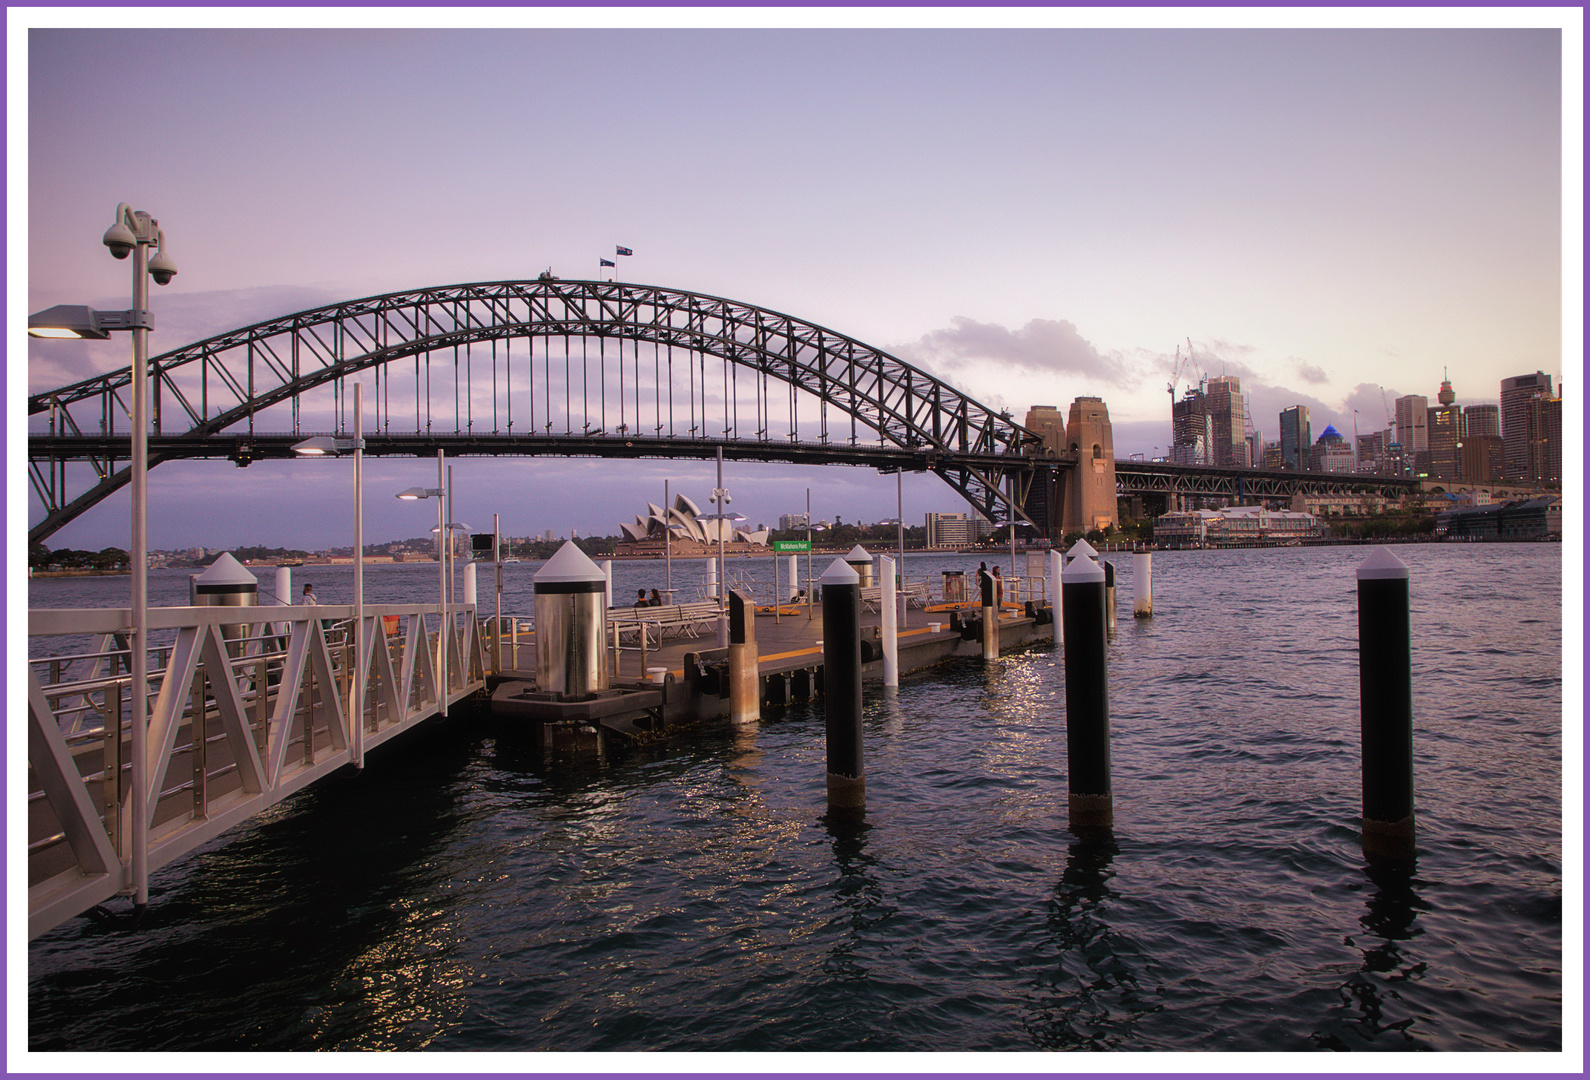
[616, 245, 633, 256]
[600, 258, 615, 267]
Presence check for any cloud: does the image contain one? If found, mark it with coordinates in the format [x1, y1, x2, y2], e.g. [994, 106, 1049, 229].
[893, 316, 1140, 388]
[1296, 361, 1329, 384]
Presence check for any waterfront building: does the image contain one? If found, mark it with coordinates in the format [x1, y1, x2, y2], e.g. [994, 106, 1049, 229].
[1153, 504, 1325, 546]
[1290, 490, 1393, 518]
[1279, 405, 1310, 470]
[1435, 495, 1563, 540]
[777, 513, 809, 531]
[1395, 394, 1429, 458]
[1500, 371, 1555, 481]
[925, 512, 976, 549]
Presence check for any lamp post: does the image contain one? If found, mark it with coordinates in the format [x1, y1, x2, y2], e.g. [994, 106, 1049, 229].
[28, 203, 177, 912]
[709, 447, 733, 647]
[397, 450, 448, 712]
[291, 383, 365, 766]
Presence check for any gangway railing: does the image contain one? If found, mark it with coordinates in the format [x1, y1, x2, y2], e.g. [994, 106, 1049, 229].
[26, 601, 485, 940]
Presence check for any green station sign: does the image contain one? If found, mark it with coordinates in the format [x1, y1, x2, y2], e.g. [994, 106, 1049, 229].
[772, 540, 811, 553]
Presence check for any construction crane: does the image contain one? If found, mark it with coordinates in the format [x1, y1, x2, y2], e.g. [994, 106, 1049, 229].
[1379, 385, 1395, 428]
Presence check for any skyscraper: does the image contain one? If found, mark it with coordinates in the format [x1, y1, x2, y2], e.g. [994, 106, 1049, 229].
[1279, 405, 1311, 470]
[1501, 371, 1555, 481]
[1204, 376, 1250, 468]
[1524, 392, 1562, 483]
[1463, 403, 1500, 439]
[1426, 374, 1462, 481]
[1394, 394, 1429, 456]
[1172, 387, 1212, 466]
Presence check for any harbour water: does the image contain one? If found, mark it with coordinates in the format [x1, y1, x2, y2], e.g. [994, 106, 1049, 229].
[26, 544, 1566, 1054]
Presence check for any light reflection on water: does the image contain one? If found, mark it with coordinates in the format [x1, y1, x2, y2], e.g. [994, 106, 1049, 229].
[26, 543, 1563, 1053]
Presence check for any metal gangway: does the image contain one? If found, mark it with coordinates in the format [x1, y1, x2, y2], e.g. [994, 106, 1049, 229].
[26, 601, 487, 939]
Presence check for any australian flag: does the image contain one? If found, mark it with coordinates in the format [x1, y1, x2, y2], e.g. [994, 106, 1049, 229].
[616, 245, 633, 256]
[600, 258, 615, 267]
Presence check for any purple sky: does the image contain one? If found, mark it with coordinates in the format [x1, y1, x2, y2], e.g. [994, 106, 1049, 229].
[18, 15, 1576, 552]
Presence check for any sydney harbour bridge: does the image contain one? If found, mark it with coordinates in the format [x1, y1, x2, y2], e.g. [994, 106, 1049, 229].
[26, 277, 1417, 545]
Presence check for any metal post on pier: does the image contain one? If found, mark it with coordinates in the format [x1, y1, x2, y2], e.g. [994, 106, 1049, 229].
[1062, 553, 1112, 832]
[821, 557, 865, 813]
[1358, 547, 1414, 860]
[728, 589, 759, 725]
[880, 555, 899, 687]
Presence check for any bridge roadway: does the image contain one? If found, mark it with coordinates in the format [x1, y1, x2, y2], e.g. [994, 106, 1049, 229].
[29, 577, 1057, 939]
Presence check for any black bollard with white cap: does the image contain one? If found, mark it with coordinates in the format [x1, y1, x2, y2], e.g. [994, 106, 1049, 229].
[728, 588, 759, 725]
[821, 557, 865, 813]
[979, 566, 998, 660]
[1062, 551, 1112, 831]
[1358, 547, 1414, 859]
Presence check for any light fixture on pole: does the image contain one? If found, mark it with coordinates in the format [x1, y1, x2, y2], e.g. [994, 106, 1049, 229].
[27, 203, 177, 915]
[397, 449, 448, 712]
[709, 447, 733, 647]
[291, 383, 365, 766]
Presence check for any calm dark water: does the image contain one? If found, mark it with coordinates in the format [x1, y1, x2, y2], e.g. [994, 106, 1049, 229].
[26, 544, 1565, 1053]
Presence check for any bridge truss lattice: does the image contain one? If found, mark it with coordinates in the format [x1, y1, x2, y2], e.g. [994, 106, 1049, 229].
[28, 279, 1054, 544]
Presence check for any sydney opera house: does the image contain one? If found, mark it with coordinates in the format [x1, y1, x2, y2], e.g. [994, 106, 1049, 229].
[617, 494, 772, 555]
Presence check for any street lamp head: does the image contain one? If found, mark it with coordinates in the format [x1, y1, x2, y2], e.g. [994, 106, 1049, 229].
[28, 304, 111, 340]
[292, 436, 339, 456]
[396, 486, 433, 500]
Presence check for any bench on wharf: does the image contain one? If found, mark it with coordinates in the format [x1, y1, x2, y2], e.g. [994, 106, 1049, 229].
[859, 581, 931, 612]
[607, 600, 723, 645]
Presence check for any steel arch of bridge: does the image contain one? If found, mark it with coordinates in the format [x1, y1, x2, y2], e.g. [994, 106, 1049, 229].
[29, 279, 1057, 545]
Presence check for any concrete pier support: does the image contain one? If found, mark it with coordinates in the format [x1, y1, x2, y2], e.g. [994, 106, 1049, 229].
[821, 558, 865, 813]
[728, 589, 759, 725]
[1358, 547, 1414, 860]
[1103, 560, 1117, 633]
[1062, 554, 1112, 831]
[1049, 547, 1064, 645]
[1133, 551, 1153, 618]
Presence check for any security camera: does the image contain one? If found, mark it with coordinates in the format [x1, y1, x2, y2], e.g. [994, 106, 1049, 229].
[148, 252, 178, 286]
[103, 231, 134, 259]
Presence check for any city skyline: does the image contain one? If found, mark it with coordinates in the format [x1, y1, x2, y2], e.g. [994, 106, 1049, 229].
[19, 13, 1576, 550]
